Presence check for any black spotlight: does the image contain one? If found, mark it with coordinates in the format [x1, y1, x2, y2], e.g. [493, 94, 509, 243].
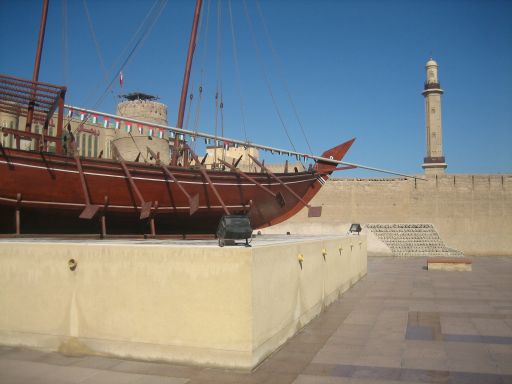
[349, 223, 362, 235]
[216, 215, 253, 247]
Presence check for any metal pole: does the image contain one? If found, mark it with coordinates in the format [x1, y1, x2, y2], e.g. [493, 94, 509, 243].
[26, 0, 49, 132]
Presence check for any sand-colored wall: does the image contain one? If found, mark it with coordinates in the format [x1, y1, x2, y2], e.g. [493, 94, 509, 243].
[0, 236, 366, 369]
[262, 174, 512, 256]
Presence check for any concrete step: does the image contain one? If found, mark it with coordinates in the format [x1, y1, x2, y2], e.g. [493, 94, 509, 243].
[366, 223, 464, 258]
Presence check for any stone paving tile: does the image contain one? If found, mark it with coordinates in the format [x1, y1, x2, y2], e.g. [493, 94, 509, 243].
[402, 340, 446, 360]
[471, 318, 512, 337]
[400, 357, 449, 371]
[292, 374, 352, 384]
[35, 365, 103, 384]
[0, 345, 15, 355]
[1, 347, 51, 362]
[312, 344, 363, 365]
[0, 359, 58, 383]
[440, 316, 479, 335]
[80, 369, 189, 384]
[111, 360, 199, 378]
[69, 355, 124, 370]
[35, 351, 86, 366]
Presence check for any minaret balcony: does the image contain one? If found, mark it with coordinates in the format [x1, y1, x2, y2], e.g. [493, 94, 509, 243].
[424, 81, 441, 90]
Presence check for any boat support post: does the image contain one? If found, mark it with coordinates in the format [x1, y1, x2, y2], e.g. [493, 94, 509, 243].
[147, 147, 199, 215]
[111, 145, 152, 220]
[248, 154, 322, 217]
[15, 193, 21, 235]
[74, 154, 101, 220]
[218, 159, 285, 208]
[100, 196, 108, 239]
[149, 201, 158, 237]
[185, 144, 229, 215]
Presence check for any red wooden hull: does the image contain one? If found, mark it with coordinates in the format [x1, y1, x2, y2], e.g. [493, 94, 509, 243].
[0, 140, 354, 235]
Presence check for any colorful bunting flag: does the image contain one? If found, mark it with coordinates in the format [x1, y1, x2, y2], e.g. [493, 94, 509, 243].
[148, 128, 154, 137]
[158, 129, 164, 139]
[80, 112, 86, 121]
[138, 125, 143, 134]
[92, 115, 98, 124]
[115, 120, 120, 130]
[126, 123, 131, 133]
[103, 118, 109, 128]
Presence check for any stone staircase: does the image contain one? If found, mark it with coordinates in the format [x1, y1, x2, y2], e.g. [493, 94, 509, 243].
[365, 223, 464, 257]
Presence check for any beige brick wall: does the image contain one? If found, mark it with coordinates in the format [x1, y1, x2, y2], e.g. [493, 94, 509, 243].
[265, 174, 512, 256]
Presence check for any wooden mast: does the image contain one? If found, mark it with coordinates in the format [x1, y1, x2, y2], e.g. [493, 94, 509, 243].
[25, 0, 49, 132]
[172, 0, 203, 165]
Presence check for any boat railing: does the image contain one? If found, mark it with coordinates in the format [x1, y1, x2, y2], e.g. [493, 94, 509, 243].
[0, 73, 66, 153]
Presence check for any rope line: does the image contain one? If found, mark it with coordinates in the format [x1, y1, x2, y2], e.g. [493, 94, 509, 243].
[255, 0, 314, 155]
[242, 0, 296, 152]
[73, 0, 168, 138]
[82, 0, 116, 103]
[228, 0, 248, 142]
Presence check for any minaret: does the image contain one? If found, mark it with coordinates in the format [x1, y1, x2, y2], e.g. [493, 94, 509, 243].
[422, 57, 447, 175]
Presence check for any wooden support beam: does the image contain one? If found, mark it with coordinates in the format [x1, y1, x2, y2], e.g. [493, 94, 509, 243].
[112, 144, 152, 219]
[248, 154, 321, 217]
[218, 158, 285, 207]
[100, 196, 108, 239]
[15, 193, 21, 235]
[56, 90, 65, 153]
[147, 146, 199, 215]
[185, 144, 229, 215]
[75, 154, 100, 220]
[149, 201, 159, 237]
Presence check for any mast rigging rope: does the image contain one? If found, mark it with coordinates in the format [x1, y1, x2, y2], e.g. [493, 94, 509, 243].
[255, 0, 314, 155]
[82, 0, 116, 103]
[72, 0, 167, 137]
[227, 0, 248, 142]
[242, 0, 297, 153]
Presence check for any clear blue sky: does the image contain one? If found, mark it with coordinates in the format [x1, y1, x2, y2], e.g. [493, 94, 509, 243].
[1, 0, 511, 177]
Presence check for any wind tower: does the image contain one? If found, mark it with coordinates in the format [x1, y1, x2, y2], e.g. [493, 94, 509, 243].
[422, 57, 447, 175]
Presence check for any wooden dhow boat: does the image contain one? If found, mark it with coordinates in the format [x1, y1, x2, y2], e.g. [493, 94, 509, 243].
[0, 0, 414, 237]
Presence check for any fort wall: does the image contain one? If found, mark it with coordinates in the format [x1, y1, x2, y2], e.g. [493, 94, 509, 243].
[263, 174, 512, 256]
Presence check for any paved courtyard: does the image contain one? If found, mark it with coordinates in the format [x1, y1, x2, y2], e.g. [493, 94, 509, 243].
[1, 256, 511, 384]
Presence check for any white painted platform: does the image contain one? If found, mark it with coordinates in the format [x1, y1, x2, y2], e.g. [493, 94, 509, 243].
[0, 235, 367, 369]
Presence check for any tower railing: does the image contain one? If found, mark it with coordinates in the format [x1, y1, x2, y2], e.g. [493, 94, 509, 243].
[424, 81, 441, 90]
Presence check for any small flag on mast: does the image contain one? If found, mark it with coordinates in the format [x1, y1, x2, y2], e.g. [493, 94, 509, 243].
[119, 71, 124, 88]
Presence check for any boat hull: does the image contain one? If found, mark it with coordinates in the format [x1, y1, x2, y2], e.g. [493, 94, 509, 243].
[0, 149, 328, 235]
